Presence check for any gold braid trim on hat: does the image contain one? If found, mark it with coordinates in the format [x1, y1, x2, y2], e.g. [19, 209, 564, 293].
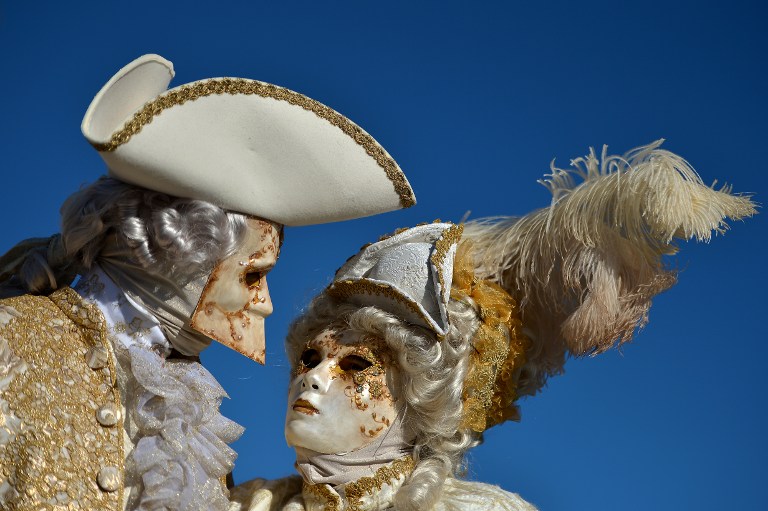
[327, 279, 447, 339]
[431, 223, 464, 305]
[92, 78, 415, 209]
[453, 241, 530, 432]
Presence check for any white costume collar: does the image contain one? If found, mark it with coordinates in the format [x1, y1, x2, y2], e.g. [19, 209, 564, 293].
[75, 266, 242, 511]
[75, 264, 170, 355]
[302, 456, 415, 511]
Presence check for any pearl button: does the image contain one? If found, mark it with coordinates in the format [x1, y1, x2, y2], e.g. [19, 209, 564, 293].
[95, 403, 120, 427]
[86, 346, 109, 369]
[96, 466, 120, 492]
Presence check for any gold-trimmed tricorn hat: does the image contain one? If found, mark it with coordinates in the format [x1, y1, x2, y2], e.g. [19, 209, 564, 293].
[81, 54, 415, 226]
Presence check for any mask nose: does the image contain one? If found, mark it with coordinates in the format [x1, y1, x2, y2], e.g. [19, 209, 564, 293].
[252, 277, 273, 316]
[301, 363, 332, 393]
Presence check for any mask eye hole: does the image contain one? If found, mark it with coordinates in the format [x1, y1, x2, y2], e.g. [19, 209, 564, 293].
[300, 348, 322, 369]
[244, 270, 263, 288]
[338, 355, 373, 372]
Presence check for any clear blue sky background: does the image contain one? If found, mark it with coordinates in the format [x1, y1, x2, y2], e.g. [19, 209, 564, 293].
[1, 2, 766, 510]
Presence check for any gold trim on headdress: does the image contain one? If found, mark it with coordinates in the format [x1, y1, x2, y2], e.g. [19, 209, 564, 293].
[328, 279, 435, 333]
[431, 223, 463, 310]
[453, 242, 530, 432]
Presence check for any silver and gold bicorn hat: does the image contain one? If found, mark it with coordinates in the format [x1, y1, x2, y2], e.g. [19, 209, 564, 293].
[328, 223, 463, 338]
[81, 54, 415, 226]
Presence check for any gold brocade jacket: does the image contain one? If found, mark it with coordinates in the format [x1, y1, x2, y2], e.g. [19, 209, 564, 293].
[0, 288, 124, 510]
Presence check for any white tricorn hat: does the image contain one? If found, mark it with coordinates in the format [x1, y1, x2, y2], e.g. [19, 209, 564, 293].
[81, 54, 415, 226]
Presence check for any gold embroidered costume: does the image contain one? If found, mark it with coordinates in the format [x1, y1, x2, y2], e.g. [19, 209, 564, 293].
[0, 288, 124, 510]
[229, 456, 534, 511]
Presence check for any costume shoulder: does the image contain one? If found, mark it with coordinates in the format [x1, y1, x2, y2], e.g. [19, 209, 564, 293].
[0, 289, 124, 510]
[228, 476, 535, 511]
[437, 478, 538, 511]
[229, 475, 304, 511]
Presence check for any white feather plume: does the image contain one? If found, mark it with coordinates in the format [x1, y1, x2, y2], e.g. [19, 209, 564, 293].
[463, 140, 756, 397]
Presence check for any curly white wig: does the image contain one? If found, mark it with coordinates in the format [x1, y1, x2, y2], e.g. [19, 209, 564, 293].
[0, 176, 248, 294]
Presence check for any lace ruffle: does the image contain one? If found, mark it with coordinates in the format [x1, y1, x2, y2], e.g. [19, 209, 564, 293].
[120, 344, 243, 510]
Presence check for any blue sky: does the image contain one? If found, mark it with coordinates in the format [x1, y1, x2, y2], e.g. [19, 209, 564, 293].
[1, 1, 766, 509]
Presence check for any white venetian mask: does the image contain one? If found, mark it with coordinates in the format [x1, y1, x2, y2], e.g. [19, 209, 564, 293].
[190, 217, 281, 363]
[285, 328, 398, 454]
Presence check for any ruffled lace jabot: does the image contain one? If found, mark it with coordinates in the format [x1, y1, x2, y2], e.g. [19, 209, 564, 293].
[76, 266, 243, 511]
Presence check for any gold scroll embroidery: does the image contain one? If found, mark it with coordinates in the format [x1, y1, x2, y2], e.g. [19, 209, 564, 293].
[344, 456, 415, 511]
[0, 288, 124, 510]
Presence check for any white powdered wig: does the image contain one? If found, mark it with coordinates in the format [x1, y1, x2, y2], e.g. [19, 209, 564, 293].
[464, 140, 756, 397]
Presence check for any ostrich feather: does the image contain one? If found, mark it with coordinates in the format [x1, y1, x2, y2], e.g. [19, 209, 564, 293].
[463, 140, 756, 396]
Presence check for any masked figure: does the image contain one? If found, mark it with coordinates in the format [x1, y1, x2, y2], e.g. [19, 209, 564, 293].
[0, 54, 415, 511]
[229, 142, 755, 511]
